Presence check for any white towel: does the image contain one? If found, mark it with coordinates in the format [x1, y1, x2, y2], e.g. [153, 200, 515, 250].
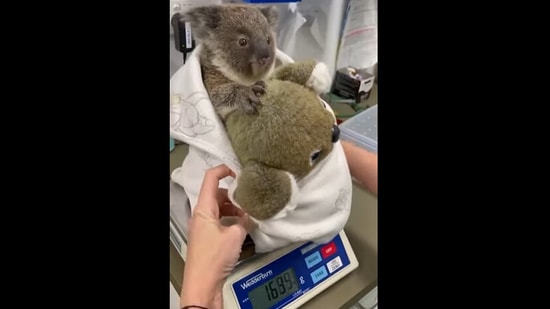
[170, 45, 352, 253]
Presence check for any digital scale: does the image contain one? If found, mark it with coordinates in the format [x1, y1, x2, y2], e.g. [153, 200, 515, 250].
[170, 181, 359, 309]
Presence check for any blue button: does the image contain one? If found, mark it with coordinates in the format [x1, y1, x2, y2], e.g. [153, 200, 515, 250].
[304, 251, 322, 269]
[310, 265, 328, 284]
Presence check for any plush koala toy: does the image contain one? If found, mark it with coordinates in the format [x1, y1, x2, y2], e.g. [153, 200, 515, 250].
[225, 59, 340, 220]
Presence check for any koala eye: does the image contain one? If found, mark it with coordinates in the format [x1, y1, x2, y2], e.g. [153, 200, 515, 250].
[238, 38, 248, 47]
[267, 37, 271, 45]
[310, 149, 321, 166]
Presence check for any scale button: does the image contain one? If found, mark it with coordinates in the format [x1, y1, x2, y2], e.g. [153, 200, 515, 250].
[321, 241, 337, 259]
[326, 256, 343, 274]
[300, 243, 318, 255]
[304, 251, 322, 269]
[310, 265, 328, 284]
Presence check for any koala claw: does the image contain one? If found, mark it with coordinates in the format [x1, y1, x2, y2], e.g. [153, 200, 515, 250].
[243, 95, 261, 113]
[251, 80, 266, 96]
[243, 81, 266, 113]
[234, 83, 264, 114]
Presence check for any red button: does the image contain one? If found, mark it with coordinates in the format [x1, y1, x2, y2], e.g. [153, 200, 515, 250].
[320, 242, 337, 259]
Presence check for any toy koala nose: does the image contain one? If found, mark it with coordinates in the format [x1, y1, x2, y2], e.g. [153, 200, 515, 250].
[332, 124, 340, 143]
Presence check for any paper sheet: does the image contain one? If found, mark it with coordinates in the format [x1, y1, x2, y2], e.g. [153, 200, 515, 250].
[336, 0, 378, 74]
[275, 0, 346, 77]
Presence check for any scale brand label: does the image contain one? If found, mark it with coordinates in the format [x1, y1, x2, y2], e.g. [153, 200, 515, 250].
[240, 270, 273, 290]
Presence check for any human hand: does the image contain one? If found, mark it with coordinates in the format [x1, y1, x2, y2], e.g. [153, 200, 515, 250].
[180, 164, 252, 309]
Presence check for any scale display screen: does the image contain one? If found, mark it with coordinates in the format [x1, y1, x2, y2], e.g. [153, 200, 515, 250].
[248, 268, 299, 309]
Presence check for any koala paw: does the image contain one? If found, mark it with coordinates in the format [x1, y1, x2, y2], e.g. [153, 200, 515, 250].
[306, 62, 332, 94]
[237, 81, 266, 114]
[251, 80, 266, 96]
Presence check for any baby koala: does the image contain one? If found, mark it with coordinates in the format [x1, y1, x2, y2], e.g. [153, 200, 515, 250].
[181, 4, 278, 121]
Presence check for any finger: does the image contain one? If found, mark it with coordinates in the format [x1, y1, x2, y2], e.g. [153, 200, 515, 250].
[234, 213, 254, 234]
[227, 220, 248, 242]
[197, 165, 234, 215]
[212, 284, 224, 309]
[219, 203, 246, 218]
[241, 214, 255, 233]
[217, 188, 231, 208]
[198, 165, 232, 201]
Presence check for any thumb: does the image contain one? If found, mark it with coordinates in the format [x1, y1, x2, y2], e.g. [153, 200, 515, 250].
[226, 215, 252, 242]
[237, 213, 255, 234]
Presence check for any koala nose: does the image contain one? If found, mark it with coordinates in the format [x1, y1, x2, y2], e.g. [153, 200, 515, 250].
[257, 55, 271, 66]
[332, 124, 340, 143]
[256, 43, 272, 66]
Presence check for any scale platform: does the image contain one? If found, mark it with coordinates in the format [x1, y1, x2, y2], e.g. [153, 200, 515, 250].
[170, 181, 359, 309]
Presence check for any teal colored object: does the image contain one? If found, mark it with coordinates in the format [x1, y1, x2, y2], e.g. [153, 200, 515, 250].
[170, 137, 175, 152]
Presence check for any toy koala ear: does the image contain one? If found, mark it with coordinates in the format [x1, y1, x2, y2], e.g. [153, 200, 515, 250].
[181, 6, 221, 41]
[258, 6, 279, 30]
[232, 161, 295, 220]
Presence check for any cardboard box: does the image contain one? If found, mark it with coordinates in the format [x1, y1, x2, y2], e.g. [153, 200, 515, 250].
[331, 67, 375, 103]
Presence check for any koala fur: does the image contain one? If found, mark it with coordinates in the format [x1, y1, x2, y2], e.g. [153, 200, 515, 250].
[181, 4, 279, 121]
[226, 60, 338, 220]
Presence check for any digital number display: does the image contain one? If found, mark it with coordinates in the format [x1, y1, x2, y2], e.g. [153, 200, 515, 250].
[248, 268, 300, 309]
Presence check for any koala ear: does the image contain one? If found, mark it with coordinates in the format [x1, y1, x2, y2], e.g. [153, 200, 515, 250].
[181, 6, 221, 40]
[258, 6, 279, 30]
[232, 162, 295, 220]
